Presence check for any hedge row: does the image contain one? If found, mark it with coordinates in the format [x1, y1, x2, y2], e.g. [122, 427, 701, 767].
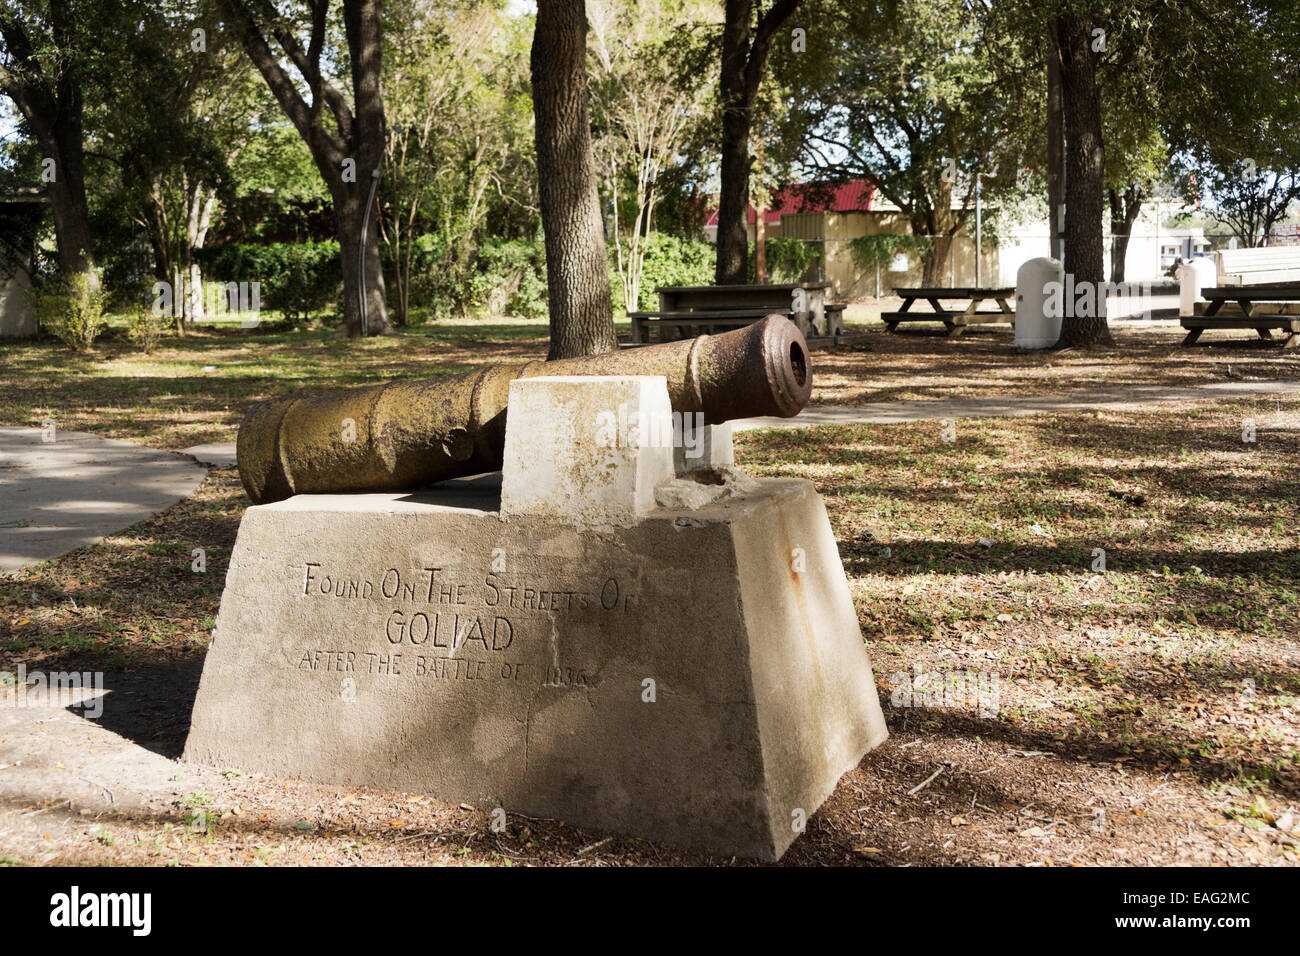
[198, 233, 819, 324]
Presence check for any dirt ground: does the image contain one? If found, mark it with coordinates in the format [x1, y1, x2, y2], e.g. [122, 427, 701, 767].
[3, 664, 1290, 867]
[3, 399, 1298, 866]
[1, 323, 1298, 867]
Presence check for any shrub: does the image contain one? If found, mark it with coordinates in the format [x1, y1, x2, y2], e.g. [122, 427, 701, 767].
[126, 304, 169, 353]
[611, 233, 716, 314]
[199, 241, 341, 328]
[385, 235, 548, 321]
[849, 233, 934, 271]
[471, 239, 548, 319]
[748, 236, 824, 283]
[32, 272, 106, 352]
[386, 234, 460, 321]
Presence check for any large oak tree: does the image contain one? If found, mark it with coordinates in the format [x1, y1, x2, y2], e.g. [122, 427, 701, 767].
[218, 0, 390, 336]
[532, 0, 617, 358]
[0, 0, 98, 289]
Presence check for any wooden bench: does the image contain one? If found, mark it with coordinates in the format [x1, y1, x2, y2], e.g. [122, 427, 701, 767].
[823, 303, 847, 336]
[629, 308, 792, 343]
[882, 287, 1015, 337]
[1214, 247, 1300, 286]
[1181, 285, 1300, 349]
[630, 282, 846, 343]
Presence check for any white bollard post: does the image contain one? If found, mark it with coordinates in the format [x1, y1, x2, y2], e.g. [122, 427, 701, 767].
[1014, 257, 1065, 349]
[1180, 257, 1218, 317]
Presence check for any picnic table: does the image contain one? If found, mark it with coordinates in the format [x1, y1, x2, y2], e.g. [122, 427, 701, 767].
[628, 282, 845, 344]
[1181, 285, 1300, 349]
[882, 286, 1015, 336]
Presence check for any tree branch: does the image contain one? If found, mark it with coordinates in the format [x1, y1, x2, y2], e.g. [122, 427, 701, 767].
[217, 0, 338, 159]
[743, 0, 799, 105]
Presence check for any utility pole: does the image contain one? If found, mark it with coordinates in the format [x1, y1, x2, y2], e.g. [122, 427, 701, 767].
[974, 168, 997, 286]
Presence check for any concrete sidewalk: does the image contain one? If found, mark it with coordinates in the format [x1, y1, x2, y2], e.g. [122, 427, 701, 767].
[733, 379, 1300, 431]
[0, 427, 208, 573]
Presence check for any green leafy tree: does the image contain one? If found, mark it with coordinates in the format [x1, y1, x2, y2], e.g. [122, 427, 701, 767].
[0, 0, 99, 289]
[90, 0, 261, 332]
[217, 0, 391, 337]
[381, 0, 534, 325]
[781, 0, 1036, 287]
[588, 0, 714, 311]
[988, 0, 1298, 345]
[1166, 1, 1300, 247]
[1176, 157, 1299, 247]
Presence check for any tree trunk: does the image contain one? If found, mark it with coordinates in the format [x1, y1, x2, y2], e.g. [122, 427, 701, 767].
[1107, 185, 1142, 284]
[186, 183, 216, 322]
[532, 0, 617, 359]
[46, 117, 97, 290]
[716, 93, 753, 284]
[716, 0, 754, 286]
[913, 209, 953, 287]
[1046, 23, 1064, 263]
[392, 229, 409, 327]
[333, 184, 389, 337]
[1108, 189, 1126, 284]
[142, 188, 186, 335]
[1054, 14, 1112, 348]
[714, 0, 798, 285]
[340, 0, 390, 337]
[921, 234, 952, 287]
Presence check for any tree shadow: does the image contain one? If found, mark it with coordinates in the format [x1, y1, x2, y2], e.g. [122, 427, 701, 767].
[76, 659, 205, 760]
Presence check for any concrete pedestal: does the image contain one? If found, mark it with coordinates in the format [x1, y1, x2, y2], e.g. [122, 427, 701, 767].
[185, 475, 886, 860]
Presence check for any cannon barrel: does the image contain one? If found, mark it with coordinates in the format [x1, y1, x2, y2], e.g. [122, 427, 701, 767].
[237, 314, 812, 504]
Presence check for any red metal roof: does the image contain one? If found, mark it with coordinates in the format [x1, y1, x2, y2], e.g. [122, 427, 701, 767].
[703, 180, 874, 227]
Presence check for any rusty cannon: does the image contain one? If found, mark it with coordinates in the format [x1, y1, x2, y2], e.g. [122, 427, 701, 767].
[236, 314, 813, 504]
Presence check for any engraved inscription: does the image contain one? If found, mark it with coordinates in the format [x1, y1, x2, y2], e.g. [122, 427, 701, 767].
[291, 560, 629, 691]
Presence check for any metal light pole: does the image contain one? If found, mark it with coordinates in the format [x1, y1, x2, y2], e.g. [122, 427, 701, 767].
[974, 168, 996, 287]
[358, 168, 381, 338]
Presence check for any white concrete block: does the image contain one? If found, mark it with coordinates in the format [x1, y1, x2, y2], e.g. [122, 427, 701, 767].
[500, 375, 674, 525]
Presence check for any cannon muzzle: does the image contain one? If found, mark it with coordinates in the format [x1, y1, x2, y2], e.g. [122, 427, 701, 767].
[237, 314, 812, 504]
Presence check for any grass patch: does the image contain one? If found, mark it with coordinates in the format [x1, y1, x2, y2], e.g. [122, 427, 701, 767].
[738, 396, 1300, 789]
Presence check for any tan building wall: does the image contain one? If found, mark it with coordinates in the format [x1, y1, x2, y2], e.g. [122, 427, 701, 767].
[746, 210, 1000, 300]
